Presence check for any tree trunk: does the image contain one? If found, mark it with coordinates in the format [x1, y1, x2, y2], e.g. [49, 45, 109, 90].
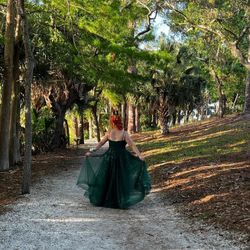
[128, 102, 136, 134]
[186, 109, 192, 122]
[88, 116, 93, 139]
[244, 70, 250, 114]
[177, 110, 182, 124]
[135, 106, 140, 132]
[172, 111, 177, 126]
[92, 104, 100, 142]
[132, 105, 136, 133]
[227, 34, 250, 114]
[209, 68, 226, 118]
[159, 104, 170, 135]
[73, 116, 79, 139]
[18, 0, 35, 194]
[99, 113, 105, 136]
[151, 109, 157, 128]
[9, 57, 21, 166]
[64, 119, 70, 146]
[122, 97, 128, 130]
[232, 93, 239, 111]
[217, 78, 226, 118]
[9, 8, 22, 166]
[240, 33, 250, 114]
[79, 110, 84, 144]
[0, 0, 15, 171]
[52, 108, 67, 148]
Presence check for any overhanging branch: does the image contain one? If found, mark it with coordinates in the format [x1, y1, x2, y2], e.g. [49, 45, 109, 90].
[134, 1, 159, 41]
[162, 2, 249, 67]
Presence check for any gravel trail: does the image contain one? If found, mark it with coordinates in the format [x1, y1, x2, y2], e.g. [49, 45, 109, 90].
[0, 144, 246, 250]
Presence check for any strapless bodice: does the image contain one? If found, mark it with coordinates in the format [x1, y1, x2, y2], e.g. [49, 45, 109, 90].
[108, 139, 127, 151]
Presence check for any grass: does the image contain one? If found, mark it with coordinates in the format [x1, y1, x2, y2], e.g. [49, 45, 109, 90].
[138, 119, 250, 166]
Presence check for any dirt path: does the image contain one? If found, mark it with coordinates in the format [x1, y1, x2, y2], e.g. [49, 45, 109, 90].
[0, 143, 245, 250]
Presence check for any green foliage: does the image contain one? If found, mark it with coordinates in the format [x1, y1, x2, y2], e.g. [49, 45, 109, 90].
[102, 89, 122, 106]
[31, 107, 56, 152]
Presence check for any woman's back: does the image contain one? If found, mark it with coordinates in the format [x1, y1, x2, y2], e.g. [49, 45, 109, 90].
[108, 129, 126, 151]
[108, 128, 125, 142]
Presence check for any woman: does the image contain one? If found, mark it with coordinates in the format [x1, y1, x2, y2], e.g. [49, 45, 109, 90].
[77, 111, 151, 209]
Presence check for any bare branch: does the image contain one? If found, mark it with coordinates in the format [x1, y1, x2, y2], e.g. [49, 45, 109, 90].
[134, 1, 159, 40]
[162, 2, 189, 20]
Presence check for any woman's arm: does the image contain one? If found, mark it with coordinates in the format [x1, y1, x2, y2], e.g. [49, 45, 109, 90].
[124, 132, 144, 161]
[85, 132, 109, 156]
[95, 133, 109, 150]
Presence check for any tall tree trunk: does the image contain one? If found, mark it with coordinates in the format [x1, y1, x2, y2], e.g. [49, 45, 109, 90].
[244, 70, 250, 114]
[92, 104, 100, 142]
[232, 93, 239, 111]
[73, 116, 79, 139]
[177, 110, 182, 124]
[135, 106, 140, 132]
[64, 119, 70, 146]
[151, 109, 157, 128]
[0, 0, 15, 171]
[172, 110, 177, 126]
[88, 116, 93, 139]
[186, 109, 192, 122]
[132, 105, 136, 133]
[128, 103, 133, 133]
[122, 97, 128, 130]
[10, 7, 22, 166]
[159, 104, 170, 135]
[18, 0, 35, 194]
[216, 76, 226, 118]
[52, 108, 67, 148]
[240, 34, 250, 114]
[128, 102, 136, 134]
[79, 109, 84, 144]
[209, 68, 226, 118]
[228, 34, 250, 114]
[99, 113, 105, 136]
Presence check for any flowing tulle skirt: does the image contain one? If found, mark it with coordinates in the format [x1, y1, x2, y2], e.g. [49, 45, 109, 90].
[77, 148, 151, 209]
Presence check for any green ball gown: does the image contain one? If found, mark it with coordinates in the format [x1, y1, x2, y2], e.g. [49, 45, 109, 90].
[77, 139, 151, 209]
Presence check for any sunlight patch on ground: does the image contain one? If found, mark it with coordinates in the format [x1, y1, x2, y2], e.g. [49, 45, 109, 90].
[31, 217, 99, 222]
[192, 193, 229, 205]
[176, 129, 234, 145]
[173, 165, 216, 177]
[148, 161, 175, 171]
[152, 171, 219, 192]
[144, 146, 179, 158]
[228, 140, 247, 148]
[218, 162, 250, 171]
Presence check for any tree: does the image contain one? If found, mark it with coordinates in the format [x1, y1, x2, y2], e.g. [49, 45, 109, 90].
[0, 0, 15, 171]
[18, 0, 35, 194]
[162, 1, 250, 114]
[9, 1, 22, 165]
